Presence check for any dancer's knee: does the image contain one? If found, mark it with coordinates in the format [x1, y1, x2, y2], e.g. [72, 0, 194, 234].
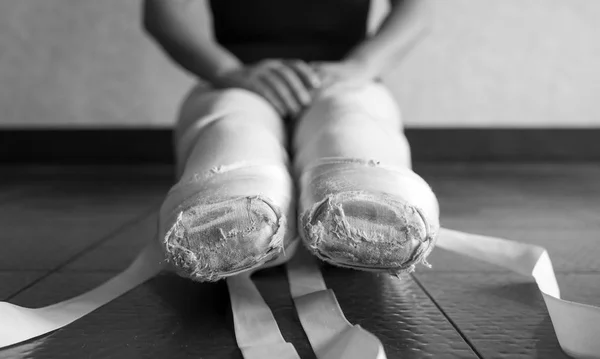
[174, 88, 284, 164]
[302, 82, 403, 131]
[177, 88, 279, 137]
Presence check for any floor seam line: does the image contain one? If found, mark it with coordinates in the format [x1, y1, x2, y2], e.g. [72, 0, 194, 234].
[6, 206, 159, 301]
[411, 273, 485, 359]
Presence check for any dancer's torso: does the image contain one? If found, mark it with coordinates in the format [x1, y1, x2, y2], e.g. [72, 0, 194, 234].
[209, 0, 371, 63]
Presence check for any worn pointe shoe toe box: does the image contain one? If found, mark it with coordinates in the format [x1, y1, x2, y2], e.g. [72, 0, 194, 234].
[301, 191, 438, 274]
[161, 194, 288, 282]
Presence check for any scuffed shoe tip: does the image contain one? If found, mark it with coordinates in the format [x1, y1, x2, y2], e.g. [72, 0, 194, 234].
[301, 191, 437, 273]
[162, 195, 285, 282]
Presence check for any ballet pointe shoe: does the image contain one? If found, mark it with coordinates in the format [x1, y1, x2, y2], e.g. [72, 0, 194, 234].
[158, 163, 296, 282]
[299, 158, 439, 275]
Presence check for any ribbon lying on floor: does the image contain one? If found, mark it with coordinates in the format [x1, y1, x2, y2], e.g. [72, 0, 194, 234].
[226, 240, 302, 359]
[285, 247, 387, 359]
[436, 228, 600, 359]
[0, 229, 599, 359]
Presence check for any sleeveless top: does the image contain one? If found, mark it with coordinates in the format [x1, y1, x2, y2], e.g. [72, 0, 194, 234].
[209, 0, 371, 63]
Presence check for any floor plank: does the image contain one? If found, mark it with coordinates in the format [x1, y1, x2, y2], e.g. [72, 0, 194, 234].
[0, 181, 166, 271]
[320, 266, 479, 358]
[0, 184, 49, 203]
[417, 163, 600, 273]
[1, 267, 478, 359]
[413, 163, 600, 358]
[0, 165, 174, 182]
[62, 212, 158, 272]
[1, 272, 243, 359]
[414, 272, 600, 359]
[2, 163, 599, 359]
[0, 272, 47, 300]
[426, 227, 600, 273]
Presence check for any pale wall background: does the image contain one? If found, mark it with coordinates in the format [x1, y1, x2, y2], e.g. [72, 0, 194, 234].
[0, 0, 598, 128]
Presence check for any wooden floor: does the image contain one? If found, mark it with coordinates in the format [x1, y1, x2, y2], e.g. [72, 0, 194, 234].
[0, 163, 599, 359]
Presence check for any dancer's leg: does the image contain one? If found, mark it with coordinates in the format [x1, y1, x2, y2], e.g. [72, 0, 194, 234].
[293, 83, 439, 274]
[158, 87, 296, 282]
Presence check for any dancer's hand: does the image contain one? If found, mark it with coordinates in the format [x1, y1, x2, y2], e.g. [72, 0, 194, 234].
[310, 60, 377, 90]
[215, 59, 321, 117]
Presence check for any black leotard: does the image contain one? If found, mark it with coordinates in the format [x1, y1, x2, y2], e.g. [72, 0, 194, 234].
[209, 0, 371, 63]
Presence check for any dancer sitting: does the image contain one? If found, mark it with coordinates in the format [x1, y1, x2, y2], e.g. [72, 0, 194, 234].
[143, 0, 439, 281]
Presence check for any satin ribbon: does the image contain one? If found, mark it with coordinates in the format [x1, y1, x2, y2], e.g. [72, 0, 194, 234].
[0, 242, 165, 347]
[436, 228, 600, 359]
[226, 240, 301, 359]
[1, 229, 599, 359]
[286, 247, 387, 359]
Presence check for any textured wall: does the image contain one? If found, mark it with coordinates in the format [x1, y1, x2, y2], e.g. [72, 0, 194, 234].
[385, 0, 600, 128]
[0, 0, 599, 128]
[0, 0, 194, 128]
